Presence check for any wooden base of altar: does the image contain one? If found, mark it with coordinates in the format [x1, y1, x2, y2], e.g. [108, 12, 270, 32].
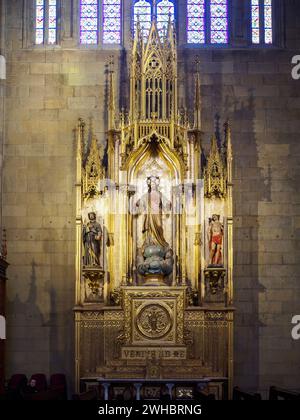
[75, 284, 233, 399]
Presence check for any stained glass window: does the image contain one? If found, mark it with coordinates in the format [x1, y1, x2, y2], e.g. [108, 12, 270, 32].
[251, 0, 273, 45]
[264, 0, 273, 44]
[210, 0, 228, 44]
[80, 0, 98, 44]
[35, 0, 57, 45]
[134, 0, 152, 40]
[35, 0, 45, 45]
[48, 0, 57, 44]
[187, 0, 229, 45]
[156, 0, 175, 38]
[251, 0, 260, 44]
[187, 0, 205, 44]
[103, 0, 121, 44]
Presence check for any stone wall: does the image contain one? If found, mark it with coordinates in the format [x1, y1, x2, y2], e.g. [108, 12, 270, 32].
[2, 0, 300, 395]
[0, 0, 6, 230]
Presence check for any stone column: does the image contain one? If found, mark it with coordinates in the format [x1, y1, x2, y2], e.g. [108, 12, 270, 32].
[102, 382, 110, 400]
[134, 383, 142, 400]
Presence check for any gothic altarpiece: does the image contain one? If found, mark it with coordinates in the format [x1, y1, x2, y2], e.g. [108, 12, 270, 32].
[74, 20, 234, 399]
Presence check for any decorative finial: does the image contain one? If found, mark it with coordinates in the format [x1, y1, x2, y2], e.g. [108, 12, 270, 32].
[195, 56, 200, 73]
[78, 117, 85, 130]
[108, 55, 114, 73]
[224, 119, 232, 158]
[78, 118, 85, 155]
[194, 57, 201, 130]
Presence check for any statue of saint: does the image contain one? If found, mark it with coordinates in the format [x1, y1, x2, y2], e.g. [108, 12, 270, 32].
[136, 176, 171, 249]
[207, 214, 224, 266]
[136, 177, 173, 278]
[83, 212, 102, 267]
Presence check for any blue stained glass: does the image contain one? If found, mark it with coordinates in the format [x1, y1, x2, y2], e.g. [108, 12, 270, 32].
[103, 0, 121, 44]
[35, 0, 58, 45]
[210, 0, 228, 44]
[48, 0, 57, 44]
[251, 0, 260, 44]
[80, 0, 98, 44]
[264, 0, 273, 44]
[157, 0, 175, 38]
[134, 0, 151, 40]
[251, 0, 273, 45]
[187, 0, 205, 44]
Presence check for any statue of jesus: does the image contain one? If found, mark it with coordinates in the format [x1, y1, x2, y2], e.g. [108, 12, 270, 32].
[207, 214, 224, 266]
[136, 176, 171, 249]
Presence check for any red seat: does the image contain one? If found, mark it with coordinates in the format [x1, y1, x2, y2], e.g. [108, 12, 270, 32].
[50, 374, 67, 400]
[8, 374, 28, 391]
[6, 374, 28, 400]
[30, 373, 47, 392]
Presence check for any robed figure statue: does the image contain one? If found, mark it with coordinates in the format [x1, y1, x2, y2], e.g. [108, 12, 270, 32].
[136, 176, 170, 248]
[136, 176, 173, 279]
[83, 212, 102, 267]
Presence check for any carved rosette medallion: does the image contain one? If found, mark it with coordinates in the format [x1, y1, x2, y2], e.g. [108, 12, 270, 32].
[121, 287, 186, 346]
[136, 303, 173, 340]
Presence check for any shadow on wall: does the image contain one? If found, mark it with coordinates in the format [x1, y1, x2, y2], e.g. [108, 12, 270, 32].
[224, 87, 271, 392]
[182, 49, 272, 391]
[7, 260, 73, 394]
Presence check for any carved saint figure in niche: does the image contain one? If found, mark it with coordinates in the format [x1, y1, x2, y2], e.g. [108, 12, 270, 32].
[83, 212, 102, 267]
[136, 176, 173, 277]
[136, 176, 171, 248]
[90, 162, 98, 179]
[207, 214, 224, 266]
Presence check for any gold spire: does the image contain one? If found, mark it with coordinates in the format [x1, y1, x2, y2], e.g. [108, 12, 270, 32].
[224, 119, 232, 160]
[134, 13, 141, 46]
[83, 134, 102, 199]
[108, 55, 116, 131]
[211, 133, 217, 151]
[166, 12, 175, 46]
[194, 57, 201, 130]
[204, 134, 226, 198]
[77, 118, 85, 159]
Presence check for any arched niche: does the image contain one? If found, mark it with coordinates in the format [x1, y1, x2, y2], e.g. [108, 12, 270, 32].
[124, 135, 185, 284]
